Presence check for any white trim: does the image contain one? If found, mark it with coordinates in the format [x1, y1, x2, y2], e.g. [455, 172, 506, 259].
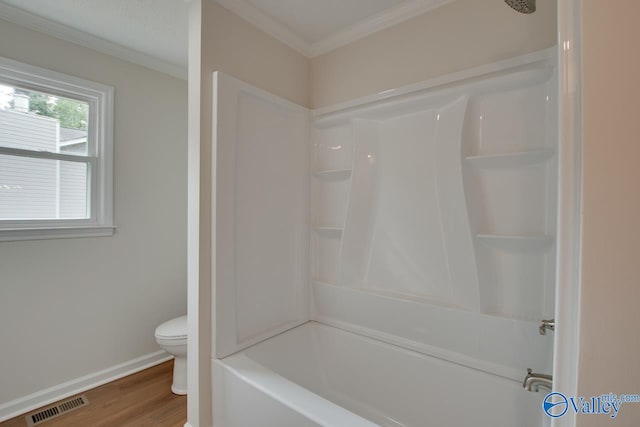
[551, 1, 582, 427]
[0, 351, 172, 423]
[215, 0, 453, 58]
[0, 56, 115, 241]
[0, 225, 116, 242]
[0, 2, 187, 80]
[96, 77, 115, 228]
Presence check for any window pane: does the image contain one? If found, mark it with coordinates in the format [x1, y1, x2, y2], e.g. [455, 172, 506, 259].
[0, 84, 89, 156]
[0, 154, 89, 220]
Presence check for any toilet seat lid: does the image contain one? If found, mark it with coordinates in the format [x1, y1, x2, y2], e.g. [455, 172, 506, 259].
[155, 315, 187, 339]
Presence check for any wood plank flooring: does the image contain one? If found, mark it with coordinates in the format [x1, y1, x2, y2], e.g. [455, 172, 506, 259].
[0, 361, 186, 427]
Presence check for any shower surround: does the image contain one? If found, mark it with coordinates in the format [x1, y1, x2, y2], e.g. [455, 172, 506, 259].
[211, 48, 557, 427]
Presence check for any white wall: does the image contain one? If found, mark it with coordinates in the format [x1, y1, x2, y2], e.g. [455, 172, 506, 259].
[310, 0, 557, 108]
[0, 17, 187, 411]
[577, 1, 640, 424]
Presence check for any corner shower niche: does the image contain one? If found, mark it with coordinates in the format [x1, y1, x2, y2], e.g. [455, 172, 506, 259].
[311, 123, 353, 284]
[463, 73, 558, 322]
[212, 49, 558, 427]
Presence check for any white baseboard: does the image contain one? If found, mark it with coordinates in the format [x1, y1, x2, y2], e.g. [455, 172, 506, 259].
[0, 350, 172, 422]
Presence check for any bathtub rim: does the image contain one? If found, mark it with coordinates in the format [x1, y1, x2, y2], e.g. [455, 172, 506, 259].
[214, 340, 378, 427]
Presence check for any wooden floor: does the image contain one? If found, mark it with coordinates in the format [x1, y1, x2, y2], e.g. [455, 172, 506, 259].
[1, 361, 186, 427]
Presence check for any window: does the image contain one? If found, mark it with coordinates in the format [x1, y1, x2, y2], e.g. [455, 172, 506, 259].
[0, 57, 114, 241]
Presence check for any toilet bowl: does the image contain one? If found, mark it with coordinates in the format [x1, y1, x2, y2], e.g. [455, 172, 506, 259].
[155, 315, 187, 395]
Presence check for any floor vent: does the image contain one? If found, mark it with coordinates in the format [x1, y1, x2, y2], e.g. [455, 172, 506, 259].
[26, 395, 89, 426]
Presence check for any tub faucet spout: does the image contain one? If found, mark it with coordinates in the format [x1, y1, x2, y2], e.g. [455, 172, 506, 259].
[523, 368, 553, 392]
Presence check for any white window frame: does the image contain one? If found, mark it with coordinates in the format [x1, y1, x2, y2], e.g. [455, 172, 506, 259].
[0, 56, 115, 241]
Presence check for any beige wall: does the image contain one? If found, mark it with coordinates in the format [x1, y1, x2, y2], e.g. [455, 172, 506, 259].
[0, 19, 187, 407]
[578, 1, 640, 424]
[310, 0, 556, 108]
[187, 1, 310, 425]
[201, 2, 309, 108]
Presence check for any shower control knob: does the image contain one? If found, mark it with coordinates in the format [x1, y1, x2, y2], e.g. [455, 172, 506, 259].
[539, 319, 555, 335]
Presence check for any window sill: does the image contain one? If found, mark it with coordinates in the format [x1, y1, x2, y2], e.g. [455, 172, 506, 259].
[0, 225, 116, 242]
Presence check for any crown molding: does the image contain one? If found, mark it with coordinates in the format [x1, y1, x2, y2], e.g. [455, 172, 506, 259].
[0, 0, 453, 76]
[309, 0, 454, 57]
[216, 0, 309, 55]
[216, 0, 454, 58]
[0, 2, 187, 80]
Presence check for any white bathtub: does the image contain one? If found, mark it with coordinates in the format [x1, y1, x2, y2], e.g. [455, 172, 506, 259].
[214, 322, 546, 427]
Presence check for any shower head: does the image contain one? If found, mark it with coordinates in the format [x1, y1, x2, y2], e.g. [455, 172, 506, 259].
[504, 0, 536, 14]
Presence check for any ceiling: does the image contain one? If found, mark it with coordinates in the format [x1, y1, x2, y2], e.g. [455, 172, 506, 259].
[0, 0, 189, 77]
[0, 0, 451, 79]
[247, 0, 406, 43]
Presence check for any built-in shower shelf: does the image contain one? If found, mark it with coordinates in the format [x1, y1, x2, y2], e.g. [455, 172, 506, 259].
[313, 169, 352, 179]
[465, 149, 555, 168]
[314, 226, 343, 237]
[476, 234, 554, 252]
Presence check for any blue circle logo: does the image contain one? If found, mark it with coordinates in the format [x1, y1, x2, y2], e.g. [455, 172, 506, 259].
[543, 392, 568, 418]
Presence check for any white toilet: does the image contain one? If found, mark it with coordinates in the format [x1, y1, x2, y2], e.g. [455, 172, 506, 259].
[155, 315, 187, 395]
